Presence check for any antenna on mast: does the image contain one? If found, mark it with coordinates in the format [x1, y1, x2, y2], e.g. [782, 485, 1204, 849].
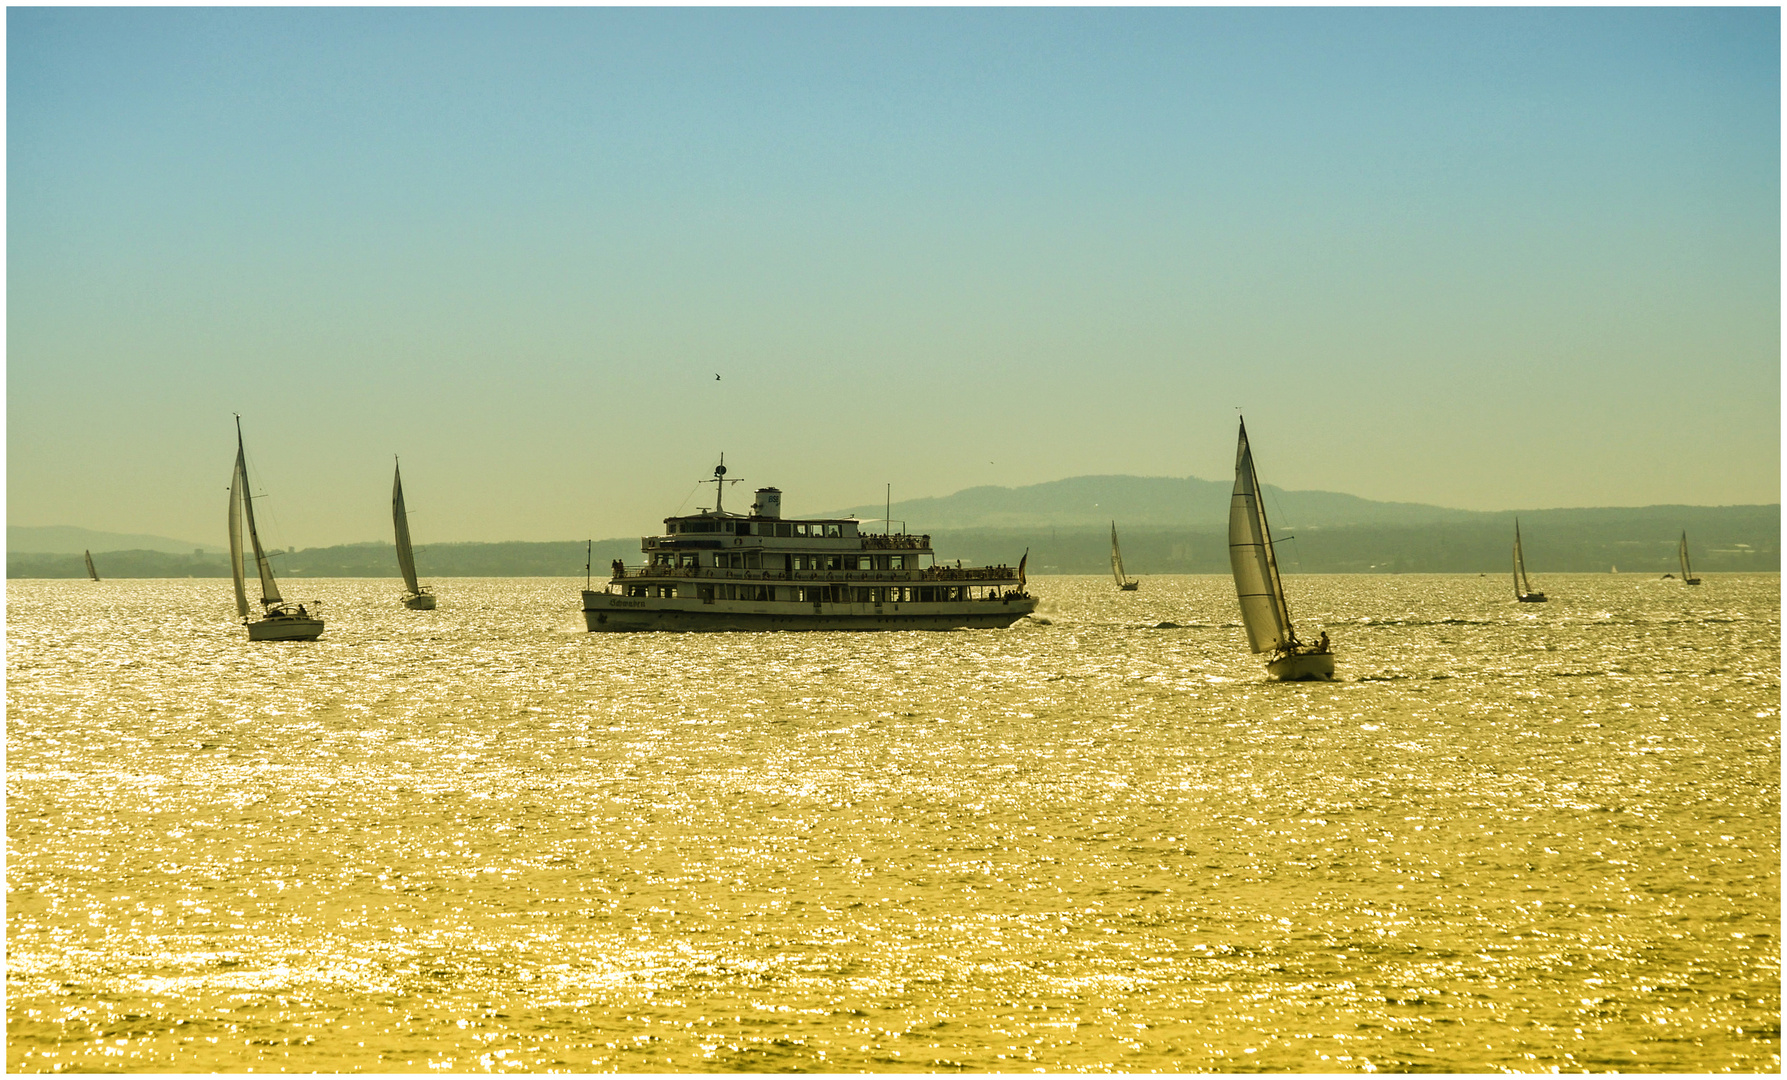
[707, 454, 742, 514]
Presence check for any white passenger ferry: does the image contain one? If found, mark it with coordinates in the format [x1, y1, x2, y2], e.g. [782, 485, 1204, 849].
[581, 462, 1035, 631]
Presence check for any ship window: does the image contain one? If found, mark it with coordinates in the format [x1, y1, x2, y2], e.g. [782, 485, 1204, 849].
[795, 524, 809, 537]
[825, 524, 842, 538]
[776, 523, 793, 537]
[857, 556, 871, 570]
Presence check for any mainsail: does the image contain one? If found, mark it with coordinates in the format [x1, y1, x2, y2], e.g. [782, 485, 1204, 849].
[232, 420, 283, 609]
[228, 449, 250, 618]
[84, 550, 99, 582]
[393, 460, 421, 595]
[1679, 531, 1695, 581]
[1110, 521, 1127, 586]
[1513, 520, 1531, 597]
[1228, 419, 1294, 653]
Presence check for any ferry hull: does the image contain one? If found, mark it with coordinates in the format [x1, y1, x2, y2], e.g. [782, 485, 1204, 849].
[582, 591, 1035, 631]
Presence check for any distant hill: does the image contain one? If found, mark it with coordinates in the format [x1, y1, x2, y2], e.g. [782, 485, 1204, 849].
[7, 525, 222, 555]
[820, 474, 1484, 530]
[10, 477, 1777, 578]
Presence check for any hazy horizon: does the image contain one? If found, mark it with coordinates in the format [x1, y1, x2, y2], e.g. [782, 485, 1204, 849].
[12, 469, 1779, 554]
[10, 8, 1779, 549]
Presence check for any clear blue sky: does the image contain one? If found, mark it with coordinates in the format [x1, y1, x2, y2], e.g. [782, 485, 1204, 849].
[9, 7, 1779, 547]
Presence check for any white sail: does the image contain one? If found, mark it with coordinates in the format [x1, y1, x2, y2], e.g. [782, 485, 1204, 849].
[393, 460, 421, 595]
[228, 449, 250, 619]
[1514, 520, 1530, 597]
[83, 550, 99, 582]
[1228, 419, 1294, 653]
[1110, 521, 1126, 586]
[235, 421, 283, 607]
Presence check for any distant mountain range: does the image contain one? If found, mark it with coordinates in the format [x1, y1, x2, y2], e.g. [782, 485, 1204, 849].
[10, 476, 1778, 577]
[817, 474, 1751, 531]
[8, 525, 222, 555]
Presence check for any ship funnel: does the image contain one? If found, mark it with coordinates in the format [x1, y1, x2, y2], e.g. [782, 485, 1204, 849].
[752, 487, 782, 519]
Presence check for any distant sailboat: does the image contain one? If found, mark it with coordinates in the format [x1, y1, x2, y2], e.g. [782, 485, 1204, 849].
[228, 418, 324, 641]
[83, 550, 99, 582]
[1228, 419, 1333, 681]
[1678, 531, 1701, 585]
[392, 459, 436, 610]
[1513, 519, 1547, 603]
[1110, 521, 1139, 591]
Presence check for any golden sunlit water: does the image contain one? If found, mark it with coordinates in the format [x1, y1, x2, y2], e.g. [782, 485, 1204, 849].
[7, 574, 1779, 1072]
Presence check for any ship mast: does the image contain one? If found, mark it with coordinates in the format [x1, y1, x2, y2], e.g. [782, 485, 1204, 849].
[708, 454, 742, 514]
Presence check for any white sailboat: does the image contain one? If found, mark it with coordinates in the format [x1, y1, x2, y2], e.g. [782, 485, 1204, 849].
[1678, 531, 1701, 585]
[228, 418, 323, 641]
[1228, 419, 1333, 681]
[392, 459, 436, 610]
[1110, 521, 1139, 591]
[1513, 519, 1547, 602]
[83, 550, 99, 582]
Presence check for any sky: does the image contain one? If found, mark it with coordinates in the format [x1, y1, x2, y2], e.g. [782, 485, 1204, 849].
[8, 6, 1780, 548]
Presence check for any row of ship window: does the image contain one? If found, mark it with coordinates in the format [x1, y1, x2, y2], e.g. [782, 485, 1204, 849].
[668, 519, 851, 538]
[622, 583, 995, 603]
[650, 552, 913, 571]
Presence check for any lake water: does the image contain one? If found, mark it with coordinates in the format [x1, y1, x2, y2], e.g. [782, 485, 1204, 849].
[6, 573, 1779, 1072]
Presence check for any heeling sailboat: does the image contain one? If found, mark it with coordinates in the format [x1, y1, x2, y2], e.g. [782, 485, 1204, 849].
[228, 418, 324, 641]
[1227, 418, 1333, 681]
[392, 459, 436, 610]
[1678, 531, 1702, 585]
[84, 550, 100, 582]
[1110, 521, 1139, 591]
[1513, 519, 1547, 602]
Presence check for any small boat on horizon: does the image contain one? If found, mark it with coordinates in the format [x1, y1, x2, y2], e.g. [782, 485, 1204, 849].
[84, 549, 99, 582]
[1228, 418, 1333, 681]
[392, 459, 437, 610]
[1110, 521, 1139, 591]
[228, 418, 323, 641]
[1678, 530, 1702, 585]
[1514, 519, 1547, 603]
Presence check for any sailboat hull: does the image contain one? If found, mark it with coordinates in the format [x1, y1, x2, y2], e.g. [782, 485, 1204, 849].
[248, 615, 324, 641]
[1267, 651, 1335, 682]
[1517, 592, 1548, 603]
[404, 592, 437, 610]
[1118, 582, 1139, 591]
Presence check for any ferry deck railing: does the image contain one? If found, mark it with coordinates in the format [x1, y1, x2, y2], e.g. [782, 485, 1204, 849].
[606, 565, 1018, 583]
